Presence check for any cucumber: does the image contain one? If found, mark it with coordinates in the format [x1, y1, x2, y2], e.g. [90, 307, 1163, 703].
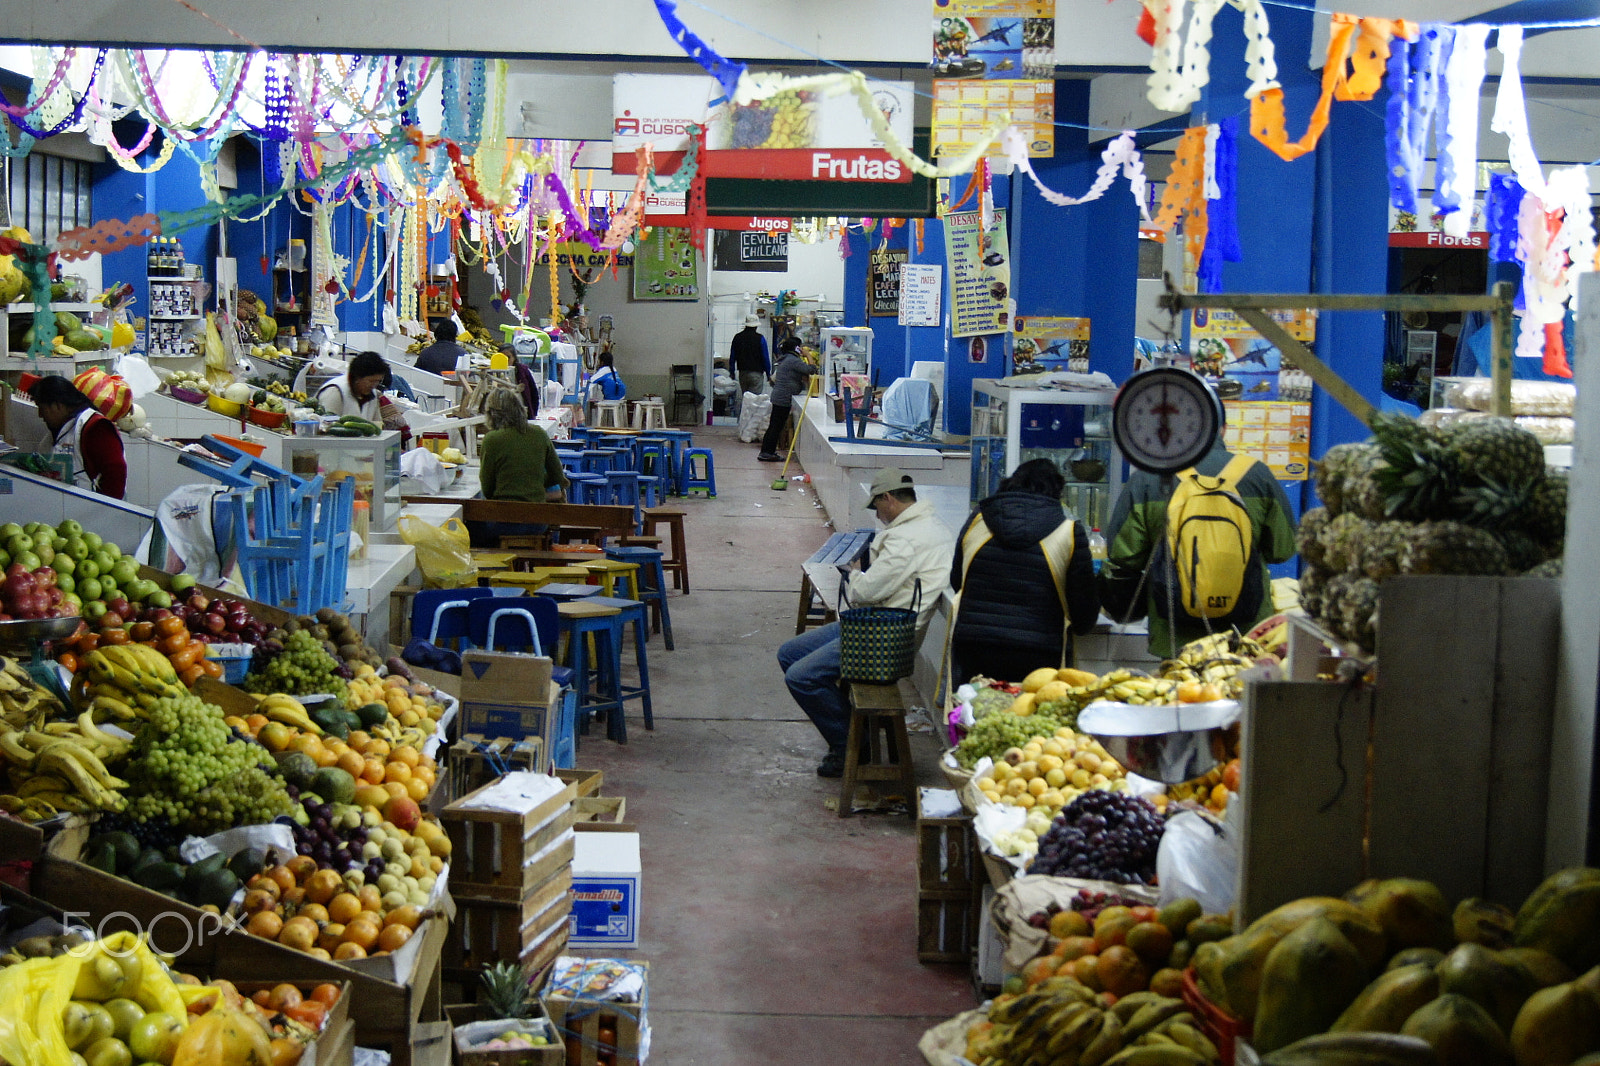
[326, 426, 363, 437]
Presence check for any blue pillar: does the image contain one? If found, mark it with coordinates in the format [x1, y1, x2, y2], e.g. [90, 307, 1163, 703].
[1012, 80, 1141, 380]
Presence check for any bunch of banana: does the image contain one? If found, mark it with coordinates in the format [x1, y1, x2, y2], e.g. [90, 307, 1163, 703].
[75, 646, 185, 717]
[0, 656, 63, 732]
[366, 719, 430, 750]
[0, 717, 130, 817]
[1167, 763, 1227, 807]
[979, 987, 1221, 1066]
[255, 692, 323, 734]
[1102, 676, 1180, 706]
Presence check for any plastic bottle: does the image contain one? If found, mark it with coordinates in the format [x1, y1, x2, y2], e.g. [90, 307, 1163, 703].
[172, 235, 186, 274]
[351, 500, 370, 561]
[1089, 527, 1108, 561]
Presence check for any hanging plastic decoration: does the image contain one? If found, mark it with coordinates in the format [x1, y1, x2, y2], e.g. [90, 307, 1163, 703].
[1198, 116, 1241, 293]
[1385, 25, 1443, 216]
[653, 0, 747, 99]
[1153, 126, 1208, 234]
[1487, 173, 1525, 265]
[1142, 0, 1279, 113]
[1433, 24, 1490, 237]
[1003, 127, 1150, 218]
[1490, 26, 1546, 198]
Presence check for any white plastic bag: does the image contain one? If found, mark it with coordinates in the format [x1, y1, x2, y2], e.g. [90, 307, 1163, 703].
[738, 392, 772, 442]
[1155, 807, 1239, 915]
[114, 354, 164, 400]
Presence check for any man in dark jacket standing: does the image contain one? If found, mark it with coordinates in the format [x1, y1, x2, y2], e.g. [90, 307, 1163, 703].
[729, 315, 770, 415]
[950, 459, 1100, 683]
[758, 337, 815, 461]
[414, 320, 466, 376]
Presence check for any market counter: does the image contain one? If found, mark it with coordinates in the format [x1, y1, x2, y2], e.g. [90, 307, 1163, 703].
[795, 397, 969, 529]
[346, 540, 417, 649]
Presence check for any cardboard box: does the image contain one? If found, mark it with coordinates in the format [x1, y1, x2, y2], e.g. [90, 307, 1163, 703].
[568, 832, 641, 949]
[543, 959, 647, 1066]
[461, 652, 558, 744]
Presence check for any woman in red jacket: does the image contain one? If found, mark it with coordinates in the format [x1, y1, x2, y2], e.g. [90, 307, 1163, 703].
[30, 375, 127, 499]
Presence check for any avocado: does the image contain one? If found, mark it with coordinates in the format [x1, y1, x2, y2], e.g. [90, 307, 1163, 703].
[196, 869, 241, 911]
[183, 853, 227, 894]
[228, 847, 266, 882]
[356, 702, 390, 728]
[340, 709, 361, 731]
[95, 831, 141, 870]
[128, 847, 165, 881]
[83, 840, 118, 875]
[133, 861, 185, 892]
[273, 751, 318, 790]
[309, 767, 356, 805]
[309, 706, 349, 739]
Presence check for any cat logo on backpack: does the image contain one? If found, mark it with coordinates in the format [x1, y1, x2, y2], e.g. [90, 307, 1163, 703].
[1150, 455, 1264, 625]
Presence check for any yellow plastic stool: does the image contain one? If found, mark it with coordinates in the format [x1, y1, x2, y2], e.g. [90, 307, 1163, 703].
[487, 565, 590, 592]
[579, 559, 640, 599]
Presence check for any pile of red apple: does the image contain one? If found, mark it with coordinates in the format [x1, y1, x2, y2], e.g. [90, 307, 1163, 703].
[0, 563, 73, 621]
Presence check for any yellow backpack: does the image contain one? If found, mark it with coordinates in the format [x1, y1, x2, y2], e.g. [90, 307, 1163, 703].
[1152, 455, 1263, 623]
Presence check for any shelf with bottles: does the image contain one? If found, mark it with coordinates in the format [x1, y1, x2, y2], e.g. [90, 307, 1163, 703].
[145, 236, 193, 278]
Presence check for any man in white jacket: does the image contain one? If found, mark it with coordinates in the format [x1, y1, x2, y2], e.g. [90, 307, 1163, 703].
[778, 468, 954, 777]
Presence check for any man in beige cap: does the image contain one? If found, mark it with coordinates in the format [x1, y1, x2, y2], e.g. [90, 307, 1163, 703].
[777, 468, 954, 777]
[729, 314, 770, 417]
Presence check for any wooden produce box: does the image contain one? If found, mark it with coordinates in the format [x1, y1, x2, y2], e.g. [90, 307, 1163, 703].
[444, 867, 573, 978]
[544, 977, 647, 1066]
[573, 796, 632, 833]
[136, 563, 296, 625]
[555, 767, 603, 798]
[450, 734, 545, 801]
[442, 776, 578, 902]
[27, 856, 447, 1066]
[916, 797, 981, 964]
[448, 1002, 564, 1065]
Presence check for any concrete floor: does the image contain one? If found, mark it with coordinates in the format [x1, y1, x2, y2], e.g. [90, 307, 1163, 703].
[570, 427, 976, 1064]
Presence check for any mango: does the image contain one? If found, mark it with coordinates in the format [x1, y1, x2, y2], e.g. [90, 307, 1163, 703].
[1021, 667, 1058, 693]
[1510, 981, 1600, 1066]
[1331, 963, 1440, 1034]
[1253, 918, 1370, 1053]
[1400, 993, 1513, 1066]
[1515, 868, 1600, 972]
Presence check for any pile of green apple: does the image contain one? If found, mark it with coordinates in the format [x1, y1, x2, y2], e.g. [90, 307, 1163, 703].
[0, 519, 173, 622]
[64, 947, 185, 1066]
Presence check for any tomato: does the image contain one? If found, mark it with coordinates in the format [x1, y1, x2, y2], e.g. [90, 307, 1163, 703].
[200, 658, 223, 680]
[162, 630, 191, 654]
[77, 633, 99, 653]
[130, 621, 156, 642]
[155, 615, 187, 637]
[308, 984, 341, 1007]
[99, 626, 130, 645]
[169, 643, 204, 671]
[282, 1001, 326, 1030]
[57, 652, 78, 673]
[178, 663, 205, 687]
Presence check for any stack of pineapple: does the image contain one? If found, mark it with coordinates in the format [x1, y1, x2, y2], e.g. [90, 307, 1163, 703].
[1299, 413, 1566, 651]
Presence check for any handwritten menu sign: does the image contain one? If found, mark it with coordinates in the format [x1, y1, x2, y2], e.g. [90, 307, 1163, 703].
[944, 209, 1009, 337]
[869, 249, 909, 317]
[898, 264, 943, 327]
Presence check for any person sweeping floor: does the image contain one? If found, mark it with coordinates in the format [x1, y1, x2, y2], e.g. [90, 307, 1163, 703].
[757, 337, 816, 463]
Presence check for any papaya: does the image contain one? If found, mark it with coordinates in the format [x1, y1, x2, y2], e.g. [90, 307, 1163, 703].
[1387, 947, 1446, 972]
[1244, 897, 1387, 969]
[1514, 868, 1600, 972]
[0, 266, 26, 306]
[1199, 899, 1384, 1022]
[1331, 963, 1440, 1034]
[64, 329, 104, 352]
[1436, 942, 1535, 1032]
[1455, 897, 1516, 949]
[1499, 946, 1575, 989]
[54, 311, 82, 334]
[1510, 980, 1600, 1066]
[1259, 1032, 1439, 1066]
[1400, 993, 1513, 1066]
[172, 1005, 272, 1066]
[256, 314, 277, 341]
[1254, 918, 1371, 1053]
[1346, 877, 1454, 952]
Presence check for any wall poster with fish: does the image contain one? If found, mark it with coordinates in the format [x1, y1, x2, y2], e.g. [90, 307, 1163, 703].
[931, 0, 1055, 159]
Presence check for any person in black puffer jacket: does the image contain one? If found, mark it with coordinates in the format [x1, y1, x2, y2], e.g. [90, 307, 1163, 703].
[949, 458, 1100, 684]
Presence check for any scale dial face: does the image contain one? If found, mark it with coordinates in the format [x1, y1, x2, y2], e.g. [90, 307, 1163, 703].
[1112, 367, 1223, 475]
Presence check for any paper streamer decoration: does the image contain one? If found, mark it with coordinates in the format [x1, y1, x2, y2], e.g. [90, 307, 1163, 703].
[1198, 116, 1241, 294]
[653, 0, 747, 99]
[1433, 24, 1489, 237]
[735, 70, 1009, 179]
[1002, 127, 1150, 218]
[1144, 0, 1280, 113]
[1252, 14, 1413, 163]
[1548, 164, 1596, 308]
[1385, 26, 1442, 216]
[1487, 173, 1525, 264]
[1491, 26, 1546, 198]
[1153, 126, 1208, 233]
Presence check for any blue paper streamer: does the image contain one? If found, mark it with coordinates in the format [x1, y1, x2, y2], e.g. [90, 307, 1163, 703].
[1430, 26, 1462, 217]
[1198, 117, 1241, 294]
[1386, 29, 1442, 216]
[654, 0, 747, 99]
[1487, 172, 1525, 264]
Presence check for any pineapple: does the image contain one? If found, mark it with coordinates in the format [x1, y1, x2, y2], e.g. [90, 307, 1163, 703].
[1297, 507, 1331, 568]
[1339, 576, 1380, 652]
[1315, 443, 1367, 516]
[1298, 563, 1330, 617]
[480, 961, 532, 1021]
[1526, 557, 1563, 579]
[1317, 573, 1361, 643]
[1495, 529, 1544, 573]
[1453, 477, 1532, 532]
[1342, 445, 1390, 521]
[1357, 521, 1411, 582]
[1370, 413, 1458, 521]
[1527, 469, 1568, 547]
[1440, 417, 1545, 487]
[1399, 521, 1510, 576]
[1318, 512, 1372, 573]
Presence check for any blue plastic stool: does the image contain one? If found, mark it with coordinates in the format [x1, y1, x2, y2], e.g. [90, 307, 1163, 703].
[558, 452, 584, 475]
[655, 430, 694, 494]
[605, 545, 674, 650]
[681, 447, 717, 497]
[637, 475, 666, 508]
[605, 471, 643, 529]
[565, 473, 608, 504]
[583, 595, 653, 736]
[636, 438, 673, 485]
[559, 600, 628, 743]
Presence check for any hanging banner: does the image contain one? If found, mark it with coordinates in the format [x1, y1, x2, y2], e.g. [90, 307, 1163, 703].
[612, 73, 719, 174]
[899, 263, 943, 327]
[1190, 309, 1316, 403]
[870, 249, 909, 317]
[711, 229, 789, 272]
[945, 208, 1010, 338]
[1388, 199, 1488, 248]
[632, 227, 700, 300]
[1223, 401, 1313, 480]
[1013, 315, 1090, 373]
[933, 0, 1055, 79]
[537, 241, 637, 268]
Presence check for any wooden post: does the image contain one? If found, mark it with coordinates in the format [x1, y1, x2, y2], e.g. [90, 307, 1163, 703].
[1490, 280, 1516, 418]
[1233, 308, 1376, 427]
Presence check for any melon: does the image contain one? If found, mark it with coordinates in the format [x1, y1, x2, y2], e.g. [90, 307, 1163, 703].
[257, 315, 278, 341]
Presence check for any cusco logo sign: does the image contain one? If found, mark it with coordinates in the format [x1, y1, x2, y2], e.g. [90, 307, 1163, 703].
[614, 111, 695, 137]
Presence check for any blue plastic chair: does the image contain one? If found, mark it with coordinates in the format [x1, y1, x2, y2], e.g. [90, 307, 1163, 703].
[411, 587, 494, 649]
[465, 597, 575, 686]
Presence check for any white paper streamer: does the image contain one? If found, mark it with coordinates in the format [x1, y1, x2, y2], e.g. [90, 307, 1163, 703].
[1435, 24, 1489, 238]
[1491, 26, 1546, 199]
[1547, 164, 1595, 306]
[1516, 189, 1563, 360]
[1003, 127, 1150, 219]
[1203, 123, 1221, 200]
[1146, 0, 1280, 113]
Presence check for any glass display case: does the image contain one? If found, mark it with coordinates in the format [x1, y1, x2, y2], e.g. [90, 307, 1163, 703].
[279, 430, 403, 532]
[970, 380, 1121, 530]
[819, 326, 874, 408]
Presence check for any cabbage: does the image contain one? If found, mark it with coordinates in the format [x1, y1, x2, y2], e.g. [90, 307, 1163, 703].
[223, 383, 253, 403]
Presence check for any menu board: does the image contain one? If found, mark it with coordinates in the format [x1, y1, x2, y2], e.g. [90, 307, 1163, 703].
[898, 264, 943, 327]
[1223, 401, 1312, 480]
[944, 209, 1010, 338]
[712, 230, 788, 273]
[869, 249, 909, 317]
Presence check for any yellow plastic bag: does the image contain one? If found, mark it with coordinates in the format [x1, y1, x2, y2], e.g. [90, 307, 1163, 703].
[399, 515, 477, 588]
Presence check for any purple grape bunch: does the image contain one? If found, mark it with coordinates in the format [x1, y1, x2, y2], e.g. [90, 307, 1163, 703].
[1027, 790, 1166, 884]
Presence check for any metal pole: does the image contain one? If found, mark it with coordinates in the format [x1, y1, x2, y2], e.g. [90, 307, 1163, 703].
[1489, 280, 1516, 418]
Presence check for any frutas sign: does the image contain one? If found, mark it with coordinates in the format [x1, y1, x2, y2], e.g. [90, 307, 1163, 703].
[697, 149, 909, 182]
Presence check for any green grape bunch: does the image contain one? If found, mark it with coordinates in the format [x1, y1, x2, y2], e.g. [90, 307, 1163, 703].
[953, 709, 1073, 769]
[242, 629, 349, 702]
[123, 691, 294, 833]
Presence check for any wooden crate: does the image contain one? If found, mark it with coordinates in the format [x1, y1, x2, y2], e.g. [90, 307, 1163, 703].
[916, 801, 981, 963]
[573, 796, 632, 833]
[450, 1001, 563, 1066]
[555, 767, 603, 798]
[233, 981, 353, 1066]
[443, 776, 578, 901]
[444, 866, 573, 973]
[450, 734, 545, 800]
[544, 994, 644, 1066]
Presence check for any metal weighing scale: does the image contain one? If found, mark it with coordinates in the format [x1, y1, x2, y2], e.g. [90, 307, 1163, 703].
[0, 615, 84, 709]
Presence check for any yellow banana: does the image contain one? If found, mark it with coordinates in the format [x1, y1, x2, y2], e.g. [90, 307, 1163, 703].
[0, 730, 36, 766]
[1040, 1003, 1103, 1060]
[1103, 1045, 1210, 1066]
[1122, 1000, 1190, 1043]
[37, 739, 127, 791]
[1162, 1022, 1219, 1062]
[1080, 1010, 1125, 1066]
[16, 772, 71, 797]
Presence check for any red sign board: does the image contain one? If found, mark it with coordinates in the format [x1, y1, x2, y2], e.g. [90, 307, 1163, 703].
[707, 217, 792, 233]
[697, 149, 913, 183]
[1388, 230, 1489, 249]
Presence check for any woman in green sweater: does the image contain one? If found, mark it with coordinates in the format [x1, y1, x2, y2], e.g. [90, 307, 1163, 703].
[468, 388, 570, 547]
